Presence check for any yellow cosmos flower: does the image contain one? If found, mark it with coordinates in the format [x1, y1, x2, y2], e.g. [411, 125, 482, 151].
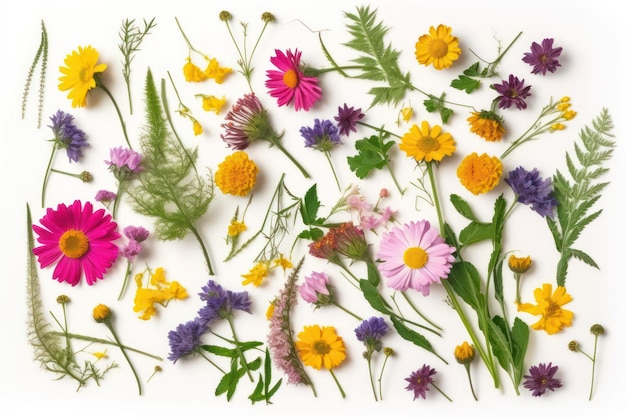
[295, 325, 346, 370]
[241, 262, 270, 287]
[198, 94, 227, 114]
[415, 24, 461, 70]
[518, 283, 573, 335]
[467, 111, 505, 142]
[215, 151, 259, 196]
[58, 45, 107, 108]
[457, 152, 503, 195]
[399, 121, 456, 162]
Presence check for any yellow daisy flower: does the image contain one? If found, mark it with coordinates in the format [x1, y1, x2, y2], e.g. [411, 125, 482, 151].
[295, 325, 346, 370]
[518, 283, 573, 335]
[415, 24, 461, 70]
[58, 45, 107, 108]
[215, 151, 259, 196]
[399, 121, 456, 162]
[467, 111, 505, 142]
[457, 152, 503, 195]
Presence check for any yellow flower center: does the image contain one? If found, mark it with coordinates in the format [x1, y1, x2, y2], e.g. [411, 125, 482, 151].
[429, 39, 449, 58]
[403, 247, 429, 269]
[59, 229, 89, 259]
[283, 69, 299, 89]
[545, 300, 560, 316]
[313, 340, 331, 355]
[79, 67, 94, 83]
[416, 135, 441, 153]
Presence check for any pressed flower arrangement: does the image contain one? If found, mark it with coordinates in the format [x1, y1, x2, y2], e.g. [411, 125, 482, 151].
[5, 0, 622, 414]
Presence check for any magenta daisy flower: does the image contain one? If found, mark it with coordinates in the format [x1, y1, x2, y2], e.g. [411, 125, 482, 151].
[522, 38, 562, 75]
[32, 200, 120, 286]
[265, 49, 322, 111]
[377, 220, 456, 295]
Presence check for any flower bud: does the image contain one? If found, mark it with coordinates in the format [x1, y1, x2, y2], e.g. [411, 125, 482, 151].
[568, 340, 579, 352]
[56, 294, 70, 304]
[590, 324, 605, 336]
[219, 11, 232, 21]
[261, 12, 275, 23]
[80, 171, 93, 183]
[508, 254, 532, 274]
[454, 341, 475, 364]
[383, 347, 394, 357]
[93, 304, 111, 323]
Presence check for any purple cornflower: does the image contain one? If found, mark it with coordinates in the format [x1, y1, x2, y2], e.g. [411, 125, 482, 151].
[220, 92, 275, 150]
[355, 316, 389, 353]
[523, 362, 563, 397]
[48, 110, 88, 162]
[123, 225, 150, 242]
[300, 118, 341, 152]
[522, 38, 562, 75]
[505, 166, 557, 217]
[197, 280, 251, 325]
[106, 146, 143, 182]
[493, 74, 532, 110]
[334, 104, 364, 136]
[405, 364, 437, 400]
[167, 318, 207, 363]
[300, 271, 332, 305]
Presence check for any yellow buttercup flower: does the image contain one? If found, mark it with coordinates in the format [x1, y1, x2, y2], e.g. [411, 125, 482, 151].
[415, 24, 461, 70]
[198, 94, 227, 114]
[457, 152, 503, 195]
[295, 325, 346, 370]
[241, 262, 270, 287]
[467, 111, 505, 142]
[58, 45, 107, 107]
[399, 121, 456, 162]
[518, 283, 573, 335]
[92, 350, 107, 360]
[215, 151, 259, 196]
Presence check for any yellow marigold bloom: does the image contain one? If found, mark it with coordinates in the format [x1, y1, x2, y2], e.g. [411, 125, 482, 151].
[457, 152, 503, 195]
[415, 24, 461, 70]
[273, 254, 293, 272]
[198, 94, 227, 114]
[399, 121, 456, 162]
[183, 57, 208, 82]
[203, 57, 232, 84]
[58, 45, 107, 108]
[508, 254, 532, 274]
[241, 262, 270, 286]
[192, 119, 203, 136]
[227, 220, 247, 237]
[467, 111, 505, 142]
[518, 283, 573, 335]
[215, 151, 259, 196]
[295, 325, 346, 370]
[93, 304, 111, 322]
[454, 341, 475, 364]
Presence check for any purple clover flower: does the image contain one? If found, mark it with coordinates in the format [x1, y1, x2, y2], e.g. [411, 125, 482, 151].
[405, 364, 437, 400]
[334, 104, 364, 137]
[300, 118, 341, 152]
[167, 318, 207, 363]
[523, 362, 563, 397]
[355, 316, 389, 353]
[522, 38, 562, 75]
[48, 110, 88, 162]
[493, 74, 532, 110]
[505, 166, 558, 217]
[106, 146, 143, 182]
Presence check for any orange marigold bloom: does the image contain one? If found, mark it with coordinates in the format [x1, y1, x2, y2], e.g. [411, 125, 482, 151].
[215, 151, 259, 196]
[467, 111, 505, 142]
[457, 152, 503, 195]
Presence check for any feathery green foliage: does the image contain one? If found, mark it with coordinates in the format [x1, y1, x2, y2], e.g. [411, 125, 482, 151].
[22, 20, 48, 128]
[128, 69, 216, 274]
[341, 6, 411, 107]
[547, 108, 615, 287]
[118, 17, 157, 114]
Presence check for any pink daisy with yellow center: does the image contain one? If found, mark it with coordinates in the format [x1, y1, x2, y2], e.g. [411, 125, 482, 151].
[265, 49, 321, 111]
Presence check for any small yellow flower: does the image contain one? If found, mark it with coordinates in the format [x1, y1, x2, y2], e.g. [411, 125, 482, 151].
[192, 119, 203, 136]
[92, 350, 107, 360]
[399, 121, 456, 163]
[215, 151, 259, 196]
[508, 254, 532, 274]
[518, 283, 574, 335]
[400, 106, 413, 123]
[241, 262, 270, 287]
[227, 220, 247, 237]
[295, 325, 346, 370]
[203, 57, 232, 84]
[550, 123, 566, 131]
[58, 45, 107, 108]
[133, 268, 188, 320]
[562, 110, 577, 120]
[183, 57, 209, 82]
[273, 254, 293, 272]
[415, 24, 461, 70]
[93, 304, 111, 322]
[457, 152, 503, 195]
[266, 299, 276, 320]
[454, 342, 475, 364]
[467, 111, 505, 142]
[198, 94, 227, 114]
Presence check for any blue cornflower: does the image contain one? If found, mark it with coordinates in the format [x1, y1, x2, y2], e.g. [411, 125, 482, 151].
[505, 166, 557, 217]
[49, 110, 88, 162]
[300, 118, 341, 152]
[167, 318, 207, 363]
[197, 280, 252, 325]
[355, 316, 389, 354]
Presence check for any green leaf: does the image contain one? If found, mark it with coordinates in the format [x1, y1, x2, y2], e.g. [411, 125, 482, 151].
[347, 134, 393, 179]
[459, 222, 493, 247]
[390, 316, 440, 360]
[462, 62, 482, 76]
[366, 262, 381, 286]
[359, 279, 394, 315]
[299, 184, 322, 226]
[450, 194, 479, 221]
[488, 316, 514, 372]
[569, 248, 599, 269]
[450, 75, 481, 93]
[423, 93, 454, 124]
[446, 261, 484, 313]
[200, 344, 237, 358]
[511, 318, 529, 386]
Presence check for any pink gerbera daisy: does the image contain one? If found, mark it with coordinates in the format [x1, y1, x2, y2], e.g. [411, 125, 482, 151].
[265, 49, 321, 111]
[377, 220, 456, 295]
[32, 200, 120, 286]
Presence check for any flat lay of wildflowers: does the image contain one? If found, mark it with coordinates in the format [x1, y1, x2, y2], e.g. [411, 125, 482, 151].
[11, 0, 620, 411]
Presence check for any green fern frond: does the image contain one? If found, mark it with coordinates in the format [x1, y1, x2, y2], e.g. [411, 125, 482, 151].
[128, 69, 216, 274]
[547, 108, 615, 287]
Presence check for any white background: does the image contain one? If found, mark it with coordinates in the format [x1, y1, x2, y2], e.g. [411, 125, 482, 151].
[1, 0, 624, 416]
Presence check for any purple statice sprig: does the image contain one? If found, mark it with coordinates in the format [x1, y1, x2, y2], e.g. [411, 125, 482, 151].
[300, 118, 342, 190]
[493, 74, 532, 110]
[117, 225, 150, 301]
[522, 38, 562, 75]
[505, 166, 558, 218]
[522, 362, 563, 397]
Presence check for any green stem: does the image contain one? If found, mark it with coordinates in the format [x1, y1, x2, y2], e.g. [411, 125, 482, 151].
[198, 349, 227, 374]
[161, 76, 198, 173]
[227, 317, 253, 382]
[97, 82, 132, 149]
[112, 181, 125, 219]
[432, 382, 453, 402]
[426, 162, 445, 234]
[514, 273, 522, 305]
[465, 364, 479, 401]
[589, 335, 599, 400]
[400, 291, 443, 331]
[49, 331, 162, 360]
[188, 224, 214, 275]
[104, 321, 142, 395]
[331, 301, 362, 321]
[324, 150, 341, 191]
[41, 144, 57, 208]
[378, 353, 390, 401]
[273, 140, 311, 178]
[328, 368, 346, 398]
[366, 355, 378, 401]
[117, 259, 133, 301]
[50, 168, 83, 180]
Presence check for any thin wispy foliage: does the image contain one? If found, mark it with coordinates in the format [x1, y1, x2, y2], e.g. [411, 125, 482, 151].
[21, 20, 48, 128]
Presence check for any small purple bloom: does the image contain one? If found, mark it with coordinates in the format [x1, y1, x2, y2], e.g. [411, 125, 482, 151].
[355, 316, 389, 353]
[197, 280, 252, 325]
[405, 364, 436, 400]
[300, 118, 341, 152]
[167, 318, 207, 363]
[493, 74, 532, 110]
[123, 225, 150, 242]
[334, 104, 364, 136]
[120, 239, 143, 262]
[95, 189, 117, 203]
[48, 110, 88, 162]
[106, 146, 143, 182]
[505, 166, 557, 217]
[299, 271, 331, 304]
[522, 38, 562, 75]
[523, 362, 563, 397]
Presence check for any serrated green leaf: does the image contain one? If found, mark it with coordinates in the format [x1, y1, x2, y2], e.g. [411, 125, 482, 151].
[347, 135, 394, 179]
[300, 184, 322, 226]
[569, 248, 599, 268]
[450, 75, 481, 93]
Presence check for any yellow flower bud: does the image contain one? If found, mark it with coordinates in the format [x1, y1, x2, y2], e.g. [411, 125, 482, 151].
[508, 254, 532, 274]
[93, 304, 111, 323]
[454, 341, 475, 364]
